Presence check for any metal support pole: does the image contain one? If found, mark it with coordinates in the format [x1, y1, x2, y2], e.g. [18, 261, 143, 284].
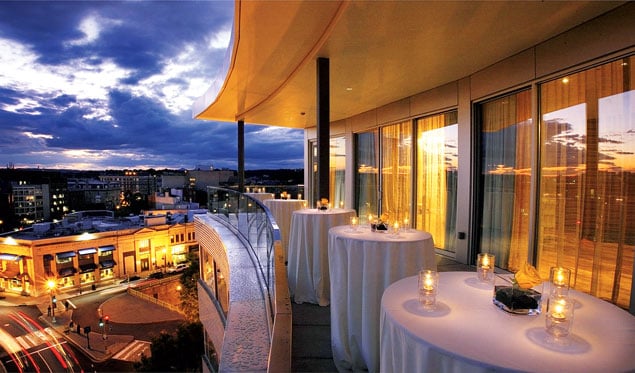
[238, 119, 245, 193]
[50, 293, 56, 323]
[316, 57, 330, 201]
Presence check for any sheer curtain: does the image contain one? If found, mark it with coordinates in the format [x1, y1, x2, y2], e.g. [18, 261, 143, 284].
[538, 56, 634, 308]
[479, 90, 532, 270]
[380, 121, 412, 223]
[330, 137, 346, 208]
[416, 111, 458, 252]
[355, 131, 379, 223]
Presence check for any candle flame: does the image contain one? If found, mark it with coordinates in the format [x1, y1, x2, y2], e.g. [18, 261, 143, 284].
[482, 255, 490, 267]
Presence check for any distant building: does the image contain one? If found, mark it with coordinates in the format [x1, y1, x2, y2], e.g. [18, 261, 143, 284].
[0, 209, 205, 296]
[11, 181, 50, 225]
[67, 178, 121, 211]
[149, 190, 200, 210]
[185, 169, 234, 190]
[99, 170, 159, 196]
[160, 172, 187, 189]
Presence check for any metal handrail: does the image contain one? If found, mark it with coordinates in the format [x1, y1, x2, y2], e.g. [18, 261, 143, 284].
[205, 186, 291, 372]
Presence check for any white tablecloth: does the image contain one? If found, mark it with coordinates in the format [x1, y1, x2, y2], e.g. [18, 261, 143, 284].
[287, 208, 355, 306]
[380, 271, 635, 373]
[244, 192, 275, 203]
[263, 199, 306, 262]
[329, 225, 436, 372]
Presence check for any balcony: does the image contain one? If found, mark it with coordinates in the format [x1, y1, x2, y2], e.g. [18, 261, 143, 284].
[195, 187, 290, 372]
[194, 187, 473, 372]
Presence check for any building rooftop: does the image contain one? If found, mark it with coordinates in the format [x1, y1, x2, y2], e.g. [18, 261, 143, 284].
[4, 209, 206, 241]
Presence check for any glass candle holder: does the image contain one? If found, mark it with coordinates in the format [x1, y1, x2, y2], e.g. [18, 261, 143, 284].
[545, 295, 574, 340]
[391, 221, 400, 235]
[418, 269, 439, 310]
[349, 216, 359, 231]
[549, 266, 571, 297]
[477, 253, 495, 283]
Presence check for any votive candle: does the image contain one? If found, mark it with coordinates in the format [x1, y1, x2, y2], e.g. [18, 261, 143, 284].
[549, 266, 571, 297]
[477, 253, 495, 283]
[418, 269, 439, 309]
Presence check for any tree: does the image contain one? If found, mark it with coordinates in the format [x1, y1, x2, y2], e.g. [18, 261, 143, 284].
[179, 253, 200, 322]
[134, 321, 204, 372]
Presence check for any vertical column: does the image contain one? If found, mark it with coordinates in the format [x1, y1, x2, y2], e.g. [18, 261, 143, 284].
[316, 57, 330, 201]
[238, 119, 245, 193]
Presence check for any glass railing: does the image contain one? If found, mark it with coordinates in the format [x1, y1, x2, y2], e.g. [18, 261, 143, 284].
[206, 186, 281, 322]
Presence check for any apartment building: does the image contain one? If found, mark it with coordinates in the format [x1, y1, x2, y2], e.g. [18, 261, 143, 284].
[0, 209, 202, 296]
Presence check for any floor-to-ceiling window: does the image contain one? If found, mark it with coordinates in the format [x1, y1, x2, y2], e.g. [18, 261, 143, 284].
[355, 130, 379, 223]
[309, 140, 318, 207]
[330, 137, 346, 208]
[381, 121, 412, 223]
[416, 111, 458, 252]
[538, 56, 634, 308]
[477, 90, 533, 271]
[310, 137, 347, 209]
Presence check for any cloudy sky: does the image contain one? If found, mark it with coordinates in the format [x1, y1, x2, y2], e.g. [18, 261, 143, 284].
[0, 1, 304, 171]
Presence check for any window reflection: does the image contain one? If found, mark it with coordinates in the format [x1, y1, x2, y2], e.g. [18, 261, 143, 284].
[416, 111, 458, 252]
[381, 121, 412, 223]
[478, 90, 533, 271]
[330, 137, 346, 208]
[356, 131, 379, 223]
[539, 57, 634, 308]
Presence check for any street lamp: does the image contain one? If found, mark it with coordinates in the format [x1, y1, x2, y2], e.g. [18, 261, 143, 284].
[162, 248, 167, 272]
[47, 280, 56, 323]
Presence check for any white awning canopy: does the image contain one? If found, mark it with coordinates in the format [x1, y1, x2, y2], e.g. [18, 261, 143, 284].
[193, 0, 624, 128]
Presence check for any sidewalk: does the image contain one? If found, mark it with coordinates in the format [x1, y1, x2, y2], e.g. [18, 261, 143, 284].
[37, 301, 134, 363]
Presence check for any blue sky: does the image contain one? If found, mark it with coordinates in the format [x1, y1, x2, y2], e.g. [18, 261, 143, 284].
[0, 1, 304, 171]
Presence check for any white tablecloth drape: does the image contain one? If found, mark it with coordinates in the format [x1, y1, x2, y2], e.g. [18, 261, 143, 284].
[329, 225, 436, 372]
[287, 208, 355, 306]
[244, 192, 275, 203]
[380, 271, 635, 373]
[264, 199, 306, 262]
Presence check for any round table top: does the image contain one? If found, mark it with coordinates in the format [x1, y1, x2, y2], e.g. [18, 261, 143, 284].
[292, 207, 355, 216]
[329, 224, 432, 243]
[381, 271, 635, 373]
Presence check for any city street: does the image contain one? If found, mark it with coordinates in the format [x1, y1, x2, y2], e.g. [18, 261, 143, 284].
[0, 281, 185, 372]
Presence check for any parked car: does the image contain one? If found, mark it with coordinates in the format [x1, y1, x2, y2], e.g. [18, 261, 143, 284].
[119, 275, 141, 284]
[167, 263, 189, 274]
[147, 271, 164, 280]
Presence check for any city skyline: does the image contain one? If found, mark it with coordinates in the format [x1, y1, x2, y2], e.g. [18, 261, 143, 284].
[0, 1, 305, 171]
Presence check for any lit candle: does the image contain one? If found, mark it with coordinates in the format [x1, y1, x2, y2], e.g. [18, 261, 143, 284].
[418, 269, 439, 309]
[555, 270, 565, 287]
[481, 254, 490, 269]
[298, 193, 302, 200]
[393, 221, 399, 230]
[551, 302, 566, 321]
[403, 217, 409, 227]
[423, 275, 434, 291]
[350, 217, 359, 231]
[477, 253, 494, 282]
